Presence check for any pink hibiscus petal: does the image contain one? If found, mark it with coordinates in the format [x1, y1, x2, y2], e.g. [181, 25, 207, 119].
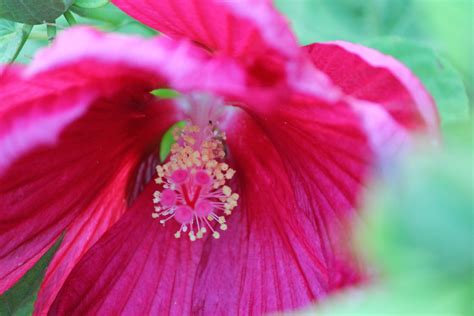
[33, 161, 135, 315]
[0, 33, 194, 294]
[0, 24, 257, 294]
[27, 26, 246, 95]
[111, 0, 298, 59]
[50, 100, 372, 314]
[304, 42, 439, 135]
[50, 182, 205, 315]
[191, 100, 371, 313]
[111, 0, 317, 101]
[193, 111, 347, 314]
[0, 93, 178, 295]
[47, 78, 434, 314]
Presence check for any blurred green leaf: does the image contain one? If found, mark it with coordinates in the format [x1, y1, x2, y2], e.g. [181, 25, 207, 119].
[275, 0, 421, 44]
[0, 19, 32, 63]
[303, 124, 474, 315]
[71, 4, 156, 36]
[0, 239, 61, 316]
[160, 121, 185, 162]
[0, 0, 74, 25]
[366, 37, 470, 124]
[151, 89, 181, 99]
[74, 0, 109, 9]
[415, 0, 473, 103]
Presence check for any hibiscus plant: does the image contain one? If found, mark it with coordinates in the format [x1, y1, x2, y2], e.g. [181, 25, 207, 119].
[0, 0, 471, 315]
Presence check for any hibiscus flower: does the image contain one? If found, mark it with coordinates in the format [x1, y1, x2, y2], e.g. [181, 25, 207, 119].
[0, 0, 438, 315]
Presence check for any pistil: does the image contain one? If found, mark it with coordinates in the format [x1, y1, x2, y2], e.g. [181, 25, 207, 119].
[152, 123, 238, 241]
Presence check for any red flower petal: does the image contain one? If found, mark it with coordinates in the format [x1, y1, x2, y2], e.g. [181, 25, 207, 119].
[50, 182, 205, 315]
[191, 101, 370, 313]
[51, 98, 372, 314]
[0, 25, 255, 294]
[304, 42, 439, 134]
[0, 94, 178, 296]
[111, 0, 298, 59]
[0, 28, 197, 293]
[33, 164, 135, 315]
[193, 107, 364, 315]
[28, 27, 246, 95]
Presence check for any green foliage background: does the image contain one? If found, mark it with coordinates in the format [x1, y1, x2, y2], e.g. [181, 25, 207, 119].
[0, 0, 472, 315]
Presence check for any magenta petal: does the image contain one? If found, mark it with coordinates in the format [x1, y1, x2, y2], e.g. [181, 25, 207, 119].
[188, 105, 368, 314]
[50, 182, 204, 315]
[28, 27, 246, 95]
[0, 69, 92, 175]
[33, 166, 134, 315]
[112, 0, 298, 59]
[0, 96, 178, 295]
[0, 29, 190, 294]
[304, 42, 439, 134]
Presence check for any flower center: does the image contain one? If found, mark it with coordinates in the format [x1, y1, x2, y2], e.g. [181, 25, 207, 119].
[152, 123, 238, 241]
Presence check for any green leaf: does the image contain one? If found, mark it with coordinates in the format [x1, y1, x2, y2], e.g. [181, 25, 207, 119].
[414, 0, 473, 103]
[368, 126, 473, 273]
[74, 0, 109, 9]
[0, 19, 33, 63]
[71, 4, 157, 37]
[160, 121, 185, 162]
[365, 37, 469, 124]
[0, 239, 62, 316]
[311, 124, 474, 316]
[0, 0, 74, 25]
[275, 0, 420, 44]
[151, 88, 181, 99]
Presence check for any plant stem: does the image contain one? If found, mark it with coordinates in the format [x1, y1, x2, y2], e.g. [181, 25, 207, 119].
[46, 24, 56, 42]
[10, 24, 33, 63]
[63, 11, 77, 26]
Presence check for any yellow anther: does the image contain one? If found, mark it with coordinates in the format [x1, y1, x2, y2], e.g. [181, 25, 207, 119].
[222, 186, 232, 196]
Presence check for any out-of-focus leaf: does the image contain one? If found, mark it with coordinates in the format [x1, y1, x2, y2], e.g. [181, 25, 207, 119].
[74, 0, 109, 9]
[0, 239, 62, 316]
[369, 123, 473, 277]
[0, 19, 32, 63]
[70, 3, 156, 36]
[366, 37, 469, 124]
[0, 0, 74, 25]
[415, 0, 473, 102]
[301, 124, 474, 315]
[275, 0, 420, 44]
[71, 3, 133, 27]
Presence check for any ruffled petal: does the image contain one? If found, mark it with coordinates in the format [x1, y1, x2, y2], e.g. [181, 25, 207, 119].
[50, 182, 205, 315]
[111, 0, 298, 59]
[0, 94, 178, 295]
[304, 42, 439, 135]
[1, 27, 208, 293]
[27, 26, 246, 95]
[0, 25, 252, 295]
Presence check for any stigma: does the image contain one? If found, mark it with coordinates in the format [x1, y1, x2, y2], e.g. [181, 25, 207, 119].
[152, 123, 238, 241]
